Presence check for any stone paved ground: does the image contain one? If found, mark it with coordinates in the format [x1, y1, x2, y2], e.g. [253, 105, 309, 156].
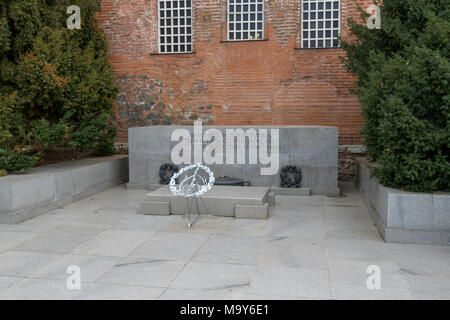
[0, 183, 449, 300]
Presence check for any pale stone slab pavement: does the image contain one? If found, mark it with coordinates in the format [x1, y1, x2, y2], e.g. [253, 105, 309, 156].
[0, 183, 449, 300]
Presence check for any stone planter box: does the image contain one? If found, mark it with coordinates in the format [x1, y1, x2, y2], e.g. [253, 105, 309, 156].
[0, 155, 129, 224]
[356, 158, 449, 245]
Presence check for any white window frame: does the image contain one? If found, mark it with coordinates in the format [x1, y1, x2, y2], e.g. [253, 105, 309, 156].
[301, 0, 341, 49]
[227, 0, 264, 41]
[157, 0, 193, 54]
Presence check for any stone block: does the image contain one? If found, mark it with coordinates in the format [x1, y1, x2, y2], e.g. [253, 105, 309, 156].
[433, 194, 450, 231]
[388, 193, 433, 231]
[142, 185, 270, 218]
[0, 155, 129, 224]
[356, 158, 450, 245]
[268, 192, 275, 206]
[270, 187, 311, 196]
[128, 126, 339, 196]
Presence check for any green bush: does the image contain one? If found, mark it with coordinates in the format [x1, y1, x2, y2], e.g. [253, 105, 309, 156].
[0, 0, 118, 175]
[0, 148, 38, 173]
[341, 0, 450, 192]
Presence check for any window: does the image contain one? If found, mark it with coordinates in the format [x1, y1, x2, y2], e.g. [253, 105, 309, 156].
[158, 0, 192, 53]
[227, 0, 264, 41]
[302, 0, 340, 48]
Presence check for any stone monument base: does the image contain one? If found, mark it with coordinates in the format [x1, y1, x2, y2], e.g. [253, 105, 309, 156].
[139, 185, 270, 219]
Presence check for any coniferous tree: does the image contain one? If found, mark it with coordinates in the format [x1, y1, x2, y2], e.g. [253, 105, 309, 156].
[341, 0, 450, 192]
[0, 0, 118, 174]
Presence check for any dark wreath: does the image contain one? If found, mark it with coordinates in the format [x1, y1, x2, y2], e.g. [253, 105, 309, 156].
[159, 163, 179, 185]
[280, 165, 302, 188]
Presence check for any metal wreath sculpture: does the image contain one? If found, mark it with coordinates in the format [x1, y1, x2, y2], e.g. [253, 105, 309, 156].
[169, 163, 215, 198]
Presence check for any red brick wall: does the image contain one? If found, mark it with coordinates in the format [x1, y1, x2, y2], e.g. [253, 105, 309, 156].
[98, 0, 373, 145]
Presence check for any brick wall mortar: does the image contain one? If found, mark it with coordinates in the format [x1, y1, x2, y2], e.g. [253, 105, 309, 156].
[99, 0, 372, 149]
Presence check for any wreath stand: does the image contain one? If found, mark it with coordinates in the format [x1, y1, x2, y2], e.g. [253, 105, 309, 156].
[185, 195, 209, 229]
[169, 163, 215, 230]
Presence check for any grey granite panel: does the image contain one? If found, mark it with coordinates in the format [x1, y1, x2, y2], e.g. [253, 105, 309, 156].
[0, 156, 129, 224]
[433, 194, 450, 231]
[356, 158, 450, 245]
[129, 126, 339, 195]
[388, 193, 433, 231]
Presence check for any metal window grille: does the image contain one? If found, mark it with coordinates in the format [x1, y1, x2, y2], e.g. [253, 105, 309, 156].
[158, 0, 193, 53]
[227, 0, 264, 41]
[301, 0, 340, 48]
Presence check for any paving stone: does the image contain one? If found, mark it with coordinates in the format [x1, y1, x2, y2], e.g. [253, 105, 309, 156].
[0, 224, 55, 233]
[31, 254, 118, 282]
[42, 208, 130, 227]
[326, 239, 391, 261]
[324, 216, 380, 241]
[248, 266, 330, 299]
[97, 258, 184, 287]
[404, 274, 450, 300]
[240, 293, 307, 300]
[161, 215, 225, 234]
[325, 226, 381, 241]
[0, 278, 84, 300]
[216, 218, 273, 237]
[170, 262, 254, 290]
[269, 216, 326, 239]
[159, 287, 248, 300]
[130, 232, 209, 262]
[139, 201, 170, 215]
[21, 213, 113, 230]
[324, 206, 372, 222]
[116, 214, 174, 232]
[324, 191, 363, 207]
[0, 231, 40, 253]
[328, 259, 408, 289]
[0, 251, 61, 277]
[271, 206, 324, 218]
[13, 227, 102, 254]
[257, 237, 328, 269]
[75, 283, 163, 300]
[387, 243, 450, 277]
[331, 285, 412, 300]
[0, 276, 19, 289]
[192, 234, 265, 265]
[235, 204, 268, 219]
[0, 183, 448, 299]
[72, 229, 154, 257]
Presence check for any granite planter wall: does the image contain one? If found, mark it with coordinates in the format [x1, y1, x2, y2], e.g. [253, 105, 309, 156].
[356, 158, 450, 245]
[128, 125, 339, 196]
[0, 155, 129, 224]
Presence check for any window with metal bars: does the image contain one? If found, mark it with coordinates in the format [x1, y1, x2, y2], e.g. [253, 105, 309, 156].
[158, 0, 192, 53]
[227, 0, 264, 41]
[301, 0, 340, 48]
